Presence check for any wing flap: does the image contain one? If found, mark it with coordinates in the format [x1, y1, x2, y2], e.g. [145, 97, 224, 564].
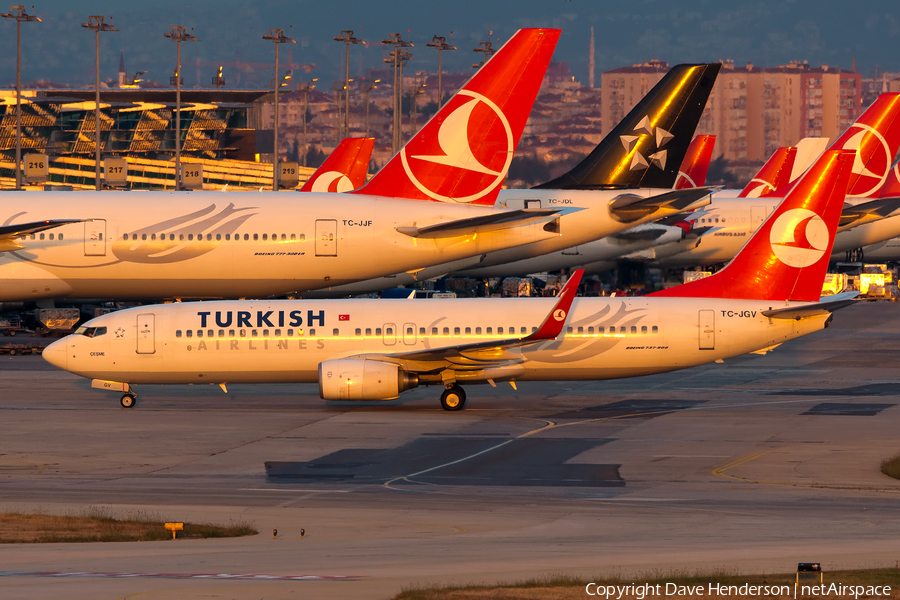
[608, 188, 711, 223]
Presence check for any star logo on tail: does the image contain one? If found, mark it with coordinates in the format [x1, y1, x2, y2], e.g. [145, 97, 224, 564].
[620, 115, 674, 172]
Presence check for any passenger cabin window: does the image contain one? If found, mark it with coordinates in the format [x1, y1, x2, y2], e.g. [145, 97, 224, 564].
[631, 326, 637, 333]
[355, 328, 361, 336]
[419, 327, 425, 335]
[229, 329, 235, 337]
[475, 327, 482, 335]
[652, 326, 658, 333]
[274, 329, 281, 336]
[375, 328, 382, 336]
[186, 330, 193, 338]
[454, 327, 460, 335]
[567, 327, 573, 334]
[641, 326, 647, 333]
[386, 327, 393, 335]
[442, 327, 449, 335]
[366, 328, 372, 336]
[487, 327, 492, 334]
[309, 329, 316, 336]
[577, 326, 584, 334]
[465, 327, 471, 335]
[176, 330, 182, 338]
[498, 327, 504, 334]
[333, 328, 340, 336]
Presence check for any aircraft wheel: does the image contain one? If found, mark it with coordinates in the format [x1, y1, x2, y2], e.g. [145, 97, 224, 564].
[8, 330, 15, 336]
[440, 386, 467, 411]
[120, 394, 137, 408]
[8, 349, 16, 356]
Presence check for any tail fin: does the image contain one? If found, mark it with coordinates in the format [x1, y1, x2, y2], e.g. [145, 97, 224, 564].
[353, 28, 560, 205]
[827, 93, 900, 198]
[300, 137, 375, 192]
[674, 135, 715, 189]
[534, 63, 721, 190]
[738, 146, 797, 198]
[879, 158, 900, 198]
[651, 149, 854, 302]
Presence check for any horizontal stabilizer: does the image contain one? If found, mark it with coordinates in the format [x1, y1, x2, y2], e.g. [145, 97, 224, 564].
[838, 197, 900, 228]
[395, 208, 571, 239]
[609, 225, 678, 242]
[0, 219, 82, 252]
[761, 292, 859, 320]
[609, 188, 711, 223]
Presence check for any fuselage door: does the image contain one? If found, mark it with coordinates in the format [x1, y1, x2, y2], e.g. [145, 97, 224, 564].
[84, 219, 107, 256]
[750, 206, 767, 230]
[136, 313, 155, 354]
[382, 323, 397, 346]
[315, 219, 337, 256]
[698, 309, 715, 350]
[403, 322, 417, 345]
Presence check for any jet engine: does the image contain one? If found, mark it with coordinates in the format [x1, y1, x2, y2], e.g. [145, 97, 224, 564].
[318, 358, 419, 401]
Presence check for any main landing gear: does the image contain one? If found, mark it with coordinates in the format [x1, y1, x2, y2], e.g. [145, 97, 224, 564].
[440, 385, 467, 411]
[120, 392, 137, 408]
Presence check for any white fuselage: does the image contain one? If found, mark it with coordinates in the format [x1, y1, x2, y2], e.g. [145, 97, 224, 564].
[0, 191, 572, 301]
[653, 195, 900, 267]
[48, 296, 830, 389]
[0, 188, 699, 301]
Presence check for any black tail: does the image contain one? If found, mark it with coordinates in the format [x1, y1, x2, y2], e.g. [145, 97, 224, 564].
[534, 63, 721, 190]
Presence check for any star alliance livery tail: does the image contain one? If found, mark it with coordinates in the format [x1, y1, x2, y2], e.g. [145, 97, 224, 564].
[534, 63, 720, 190]
[300, 137, 374, 192]
[354, 28, 560, 205]
[674, 135, 716, 189]
[652, 149, 854, 302]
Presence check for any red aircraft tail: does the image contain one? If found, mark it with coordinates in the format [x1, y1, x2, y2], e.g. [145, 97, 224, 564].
[652, 149, 855, 302]
[739, 146, 797, 198]
[828, 93, 900, 198]
[673, 135, 715, 189]
[879, 159, 900, 198]
[353, 28, 561, 205]
[300, 137, 374, 192]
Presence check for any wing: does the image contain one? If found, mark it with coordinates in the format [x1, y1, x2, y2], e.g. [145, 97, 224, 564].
[0, 219, 82, 252]
[395, 207, 578, 239]
[378, 270, 584, 374]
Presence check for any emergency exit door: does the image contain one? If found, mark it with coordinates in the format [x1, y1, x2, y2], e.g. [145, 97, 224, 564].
[136, 314, 155, 354]
[315, 219, 337, 256]
[698, 309, 715, 350]
[84, 220, 107, 256]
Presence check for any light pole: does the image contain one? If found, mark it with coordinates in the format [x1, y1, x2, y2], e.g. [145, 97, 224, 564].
[2, 6, 40, 191]
[426, 35, 455, 107]
[333, 30, 364, 139]
[332, 81, 343, 143]
[81, 16, 117, 191]
[395, 49, 412, 146]
[262, 28, 296, 191]
[411, 81, 426, 135]
[381, 33, 413, 156]
[360, 79, 379, 137]
[472, 38, 494, 70]
[297, 78, 317, 166]
[164, 25, 198, 191]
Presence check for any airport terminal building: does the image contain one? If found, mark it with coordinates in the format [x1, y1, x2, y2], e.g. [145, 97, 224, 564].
[0, 89, 311, 190]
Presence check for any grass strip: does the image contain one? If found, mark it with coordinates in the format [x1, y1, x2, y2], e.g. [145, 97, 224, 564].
[395, 568, 900, 600]
[0, 508, 256, 543]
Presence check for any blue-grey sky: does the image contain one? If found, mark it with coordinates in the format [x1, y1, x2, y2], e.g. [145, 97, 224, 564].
[2, 0, 898, 88]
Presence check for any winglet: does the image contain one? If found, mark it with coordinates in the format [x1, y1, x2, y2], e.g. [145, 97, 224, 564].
[525, 269, 584, 341]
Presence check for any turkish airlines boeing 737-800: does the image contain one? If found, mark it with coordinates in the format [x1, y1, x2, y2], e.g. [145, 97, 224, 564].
[44, 148, 857, 411]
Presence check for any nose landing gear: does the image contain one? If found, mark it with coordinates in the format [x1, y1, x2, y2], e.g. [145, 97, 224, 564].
[440, 385, 467, 411]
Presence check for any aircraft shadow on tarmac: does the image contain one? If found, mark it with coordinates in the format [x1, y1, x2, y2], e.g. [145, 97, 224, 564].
[265, 437, 624, 487]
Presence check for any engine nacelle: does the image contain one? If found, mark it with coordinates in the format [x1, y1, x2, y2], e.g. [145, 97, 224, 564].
[318, 358, 419, 401]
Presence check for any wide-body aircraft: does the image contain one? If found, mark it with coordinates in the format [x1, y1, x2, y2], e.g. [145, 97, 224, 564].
[44, 148, 857, 410]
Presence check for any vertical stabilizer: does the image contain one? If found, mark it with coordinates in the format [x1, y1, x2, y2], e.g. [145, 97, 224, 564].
[652, 149, 855, 301]
[354, 28, 560, 205]
[674, 135, 716, 189]
[300, 137, 375, 192]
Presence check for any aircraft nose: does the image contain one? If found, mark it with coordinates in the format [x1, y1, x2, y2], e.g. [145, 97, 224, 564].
[42, 338, 67, 370]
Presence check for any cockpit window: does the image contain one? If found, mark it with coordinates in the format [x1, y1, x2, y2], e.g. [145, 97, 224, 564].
[76, 326, 107, 338]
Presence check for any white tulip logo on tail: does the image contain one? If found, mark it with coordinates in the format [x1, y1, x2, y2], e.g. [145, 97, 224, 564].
[833, 124, 892, 197]
[311, 172, 354, 193]
[768, 208, 830, 268]
[400, 90, 514, 203]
